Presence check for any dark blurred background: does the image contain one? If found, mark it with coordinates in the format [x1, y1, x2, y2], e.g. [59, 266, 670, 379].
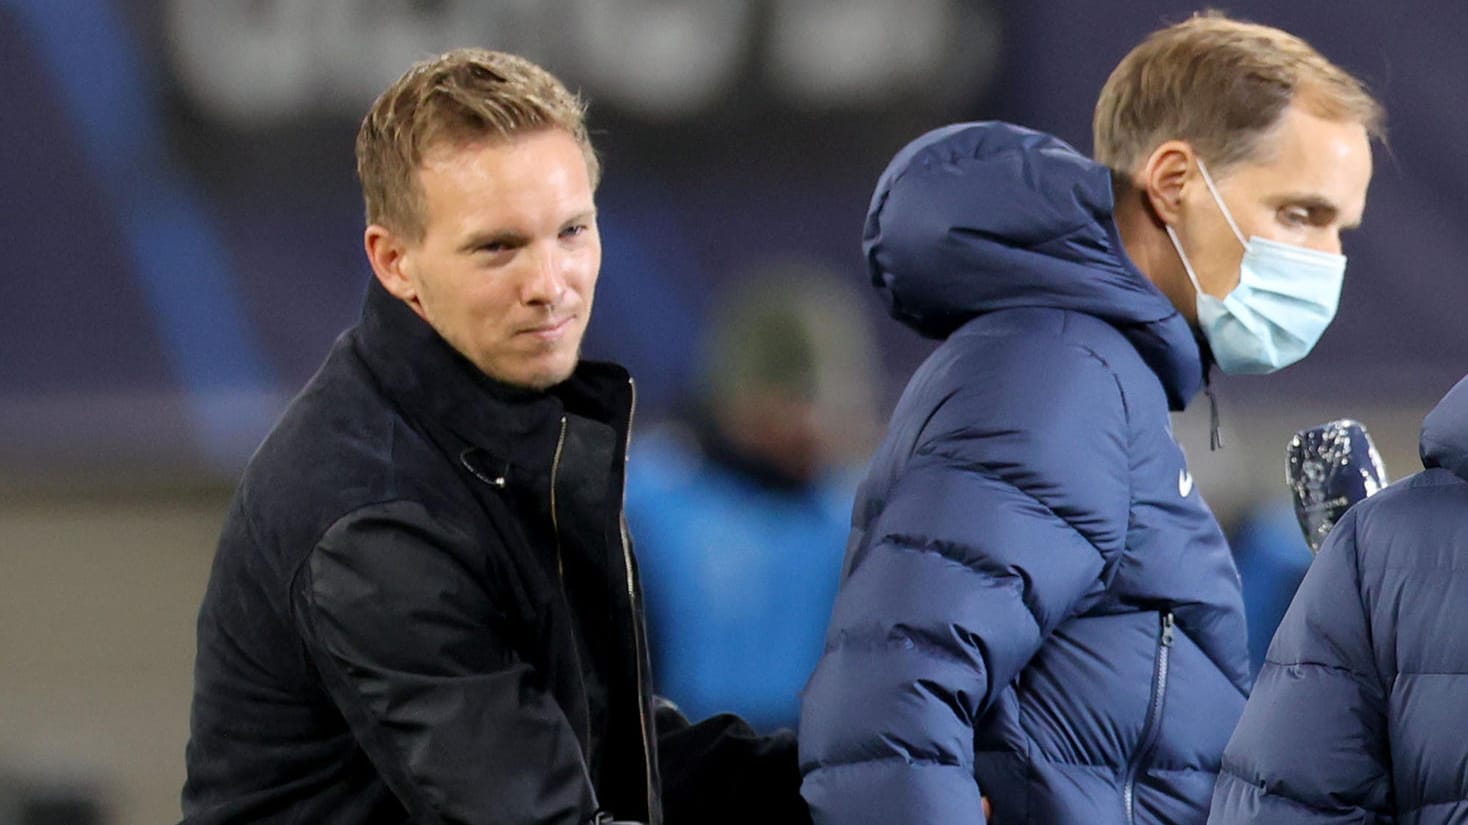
[1, 2, 1464, 822]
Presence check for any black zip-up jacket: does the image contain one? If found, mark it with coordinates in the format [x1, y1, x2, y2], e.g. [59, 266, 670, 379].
[182, 281, 781, 824]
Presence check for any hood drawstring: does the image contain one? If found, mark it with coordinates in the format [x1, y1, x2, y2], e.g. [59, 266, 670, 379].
[1204, 369, 1223, 451]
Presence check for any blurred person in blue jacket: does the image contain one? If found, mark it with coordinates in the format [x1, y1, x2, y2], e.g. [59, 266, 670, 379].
[1208, 374, 1468, 823]
[1228, 500, 1313, 678]
[798, 12, 1382, 825]
[627, 263, 878, 732]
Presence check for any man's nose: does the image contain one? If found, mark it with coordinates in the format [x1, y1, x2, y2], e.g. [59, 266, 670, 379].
[521, 247, 568, 306]
[1315, 230, 1344, 256]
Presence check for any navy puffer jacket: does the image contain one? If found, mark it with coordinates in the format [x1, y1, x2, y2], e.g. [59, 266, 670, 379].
[1209, 373, 1468, 824]
[798, 122, 1251, 825]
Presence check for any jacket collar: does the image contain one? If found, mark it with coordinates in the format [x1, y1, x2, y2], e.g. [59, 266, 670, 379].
[1422, 372, 1468, 481]
[864, 121, 1205, 410]
[352, 278, 632, 474]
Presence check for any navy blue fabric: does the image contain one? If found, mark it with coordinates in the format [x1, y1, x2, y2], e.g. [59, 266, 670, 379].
[799, 122, 1251, 825]
[1209, 374, 1468, 825]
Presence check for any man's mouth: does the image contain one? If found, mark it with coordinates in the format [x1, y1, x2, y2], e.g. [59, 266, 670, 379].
[521, 316, 572, 340]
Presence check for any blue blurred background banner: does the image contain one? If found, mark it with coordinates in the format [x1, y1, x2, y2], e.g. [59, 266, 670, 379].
[5, 0, 1463, 485]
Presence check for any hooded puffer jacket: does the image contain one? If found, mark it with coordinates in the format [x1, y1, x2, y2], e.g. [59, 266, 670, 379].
[1209, 373, 1468, 825]
[798, 122, 1251, 825]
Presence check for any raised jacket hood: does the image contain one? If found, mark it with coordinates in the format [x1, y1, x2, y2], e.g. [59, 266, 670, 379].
[863, 121, 1204, 409]
[1422, 373, 1468, 481]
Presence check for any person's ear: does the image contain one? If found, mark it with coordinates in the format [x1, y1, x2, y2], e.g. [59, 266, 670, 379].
[365, 224, 424, 316]
[1138, 140, 1196, 227]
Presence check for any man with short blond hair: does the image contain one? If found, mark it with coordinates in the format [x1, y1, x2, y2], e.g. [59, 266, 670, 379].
[1093, 12, 1382, 176]
[182, 48, 805, 825]
[355, 49, 602, 244]
[798, 12, 1380, 825]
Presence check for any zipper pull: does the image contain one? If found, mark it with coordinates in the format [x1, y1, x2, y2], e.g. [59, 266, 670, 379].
[1161, 612, 1175, 647]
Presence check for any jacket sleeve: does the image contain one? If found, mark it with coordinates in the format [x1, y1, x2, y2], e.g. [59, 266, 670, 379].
[657, 710, 809, 825]
[798, 342, 1130, 825]
[1207, 508, 1391, 824]
[291, 499, 598, 825]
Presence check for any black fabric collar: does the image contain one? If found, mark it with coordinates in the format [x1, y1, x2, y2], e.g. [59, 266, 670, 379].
[351, 278, 632, 475]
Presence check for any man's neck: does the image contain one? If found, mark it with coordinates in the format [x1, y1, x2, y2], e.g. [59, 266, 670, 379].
[1112, 175, 1198, 325]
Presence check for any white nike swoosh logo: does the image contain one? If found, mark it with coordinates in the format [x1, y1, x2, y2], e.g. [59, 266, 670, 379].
[1179, 468, 1194, 497]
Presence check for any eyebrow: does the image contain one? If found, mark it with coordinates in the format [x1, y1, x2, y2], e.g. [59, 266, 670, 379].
[564, 208, 597, 227]
[454, 210, 597, 254]
[456, 230, 528, 254]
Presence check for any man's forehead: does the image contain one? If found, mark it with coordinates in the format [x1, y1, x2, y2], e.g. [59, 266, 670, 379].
[415, 136, 508, 182]
[415, 131, 596, 194]
[1229, 109, 1373, 214]
[410, 147, 595, 245]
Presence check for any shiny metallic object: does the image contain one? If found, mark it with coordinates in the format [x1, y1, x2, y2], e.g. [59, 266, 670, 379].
[1286, 419, 1388, 553]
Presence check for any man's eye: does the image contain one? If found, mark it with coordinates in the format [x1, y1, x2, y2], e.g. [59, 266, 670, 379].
[1279, 207, 1311, 226]
[477, 242, 508, 254]
[561, 224, 587, 239]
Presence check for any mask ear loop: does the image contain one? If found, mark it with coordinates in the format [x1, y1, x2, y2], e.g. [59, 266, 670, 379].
[1165, 224, 1206, 296]
[1170, 158, 1230, 451]
[1165, 156, 1234, 299]
[1194, 158, 1248, 248]
[1163, 224, 1226, 450]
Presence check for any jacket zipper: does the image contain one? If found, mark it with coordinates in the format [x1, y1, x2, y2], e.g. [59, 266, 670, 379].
[550, 416, 569, 582]
[618, 378, 657, 824]
[1123, 610, 1174, 825]
[548, 416, 593, 753]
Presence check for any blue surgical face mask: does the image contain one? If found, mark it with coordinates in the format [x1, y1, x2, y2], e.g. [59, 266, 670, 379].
[1165, 158, 1347, 375]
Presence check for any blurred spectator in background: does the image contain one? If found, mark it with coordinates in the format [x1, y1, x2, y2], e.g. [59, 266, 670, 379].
[1209, 372, 1468, 823]
[627, 261, 878, 732]
[1226, 500, 1312, 678]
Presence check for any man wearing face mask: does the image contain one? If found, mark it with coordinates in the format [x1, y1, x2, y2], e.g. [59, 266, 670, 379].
[798, 12, 1381, 825]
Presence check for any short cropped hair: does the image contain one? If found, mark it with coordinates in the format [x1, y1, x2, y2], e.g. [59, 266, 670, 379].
[1093, 11, 1383, 175]
[356, 48, 599, 241]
